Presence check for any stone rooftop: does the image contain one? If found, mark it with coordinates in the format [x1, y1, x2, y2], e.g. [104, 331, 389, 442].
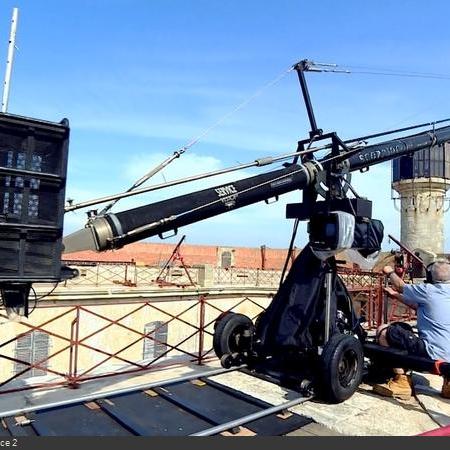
[1, 361, 447, 436]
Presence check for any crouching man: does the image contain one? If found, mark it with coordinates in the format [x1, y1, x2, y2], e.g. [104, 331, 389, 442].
[373, 259, 450, 400]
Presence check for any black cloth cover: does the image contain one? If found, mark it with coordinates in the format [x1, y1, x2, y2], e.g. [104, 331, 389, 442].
[256, 245, 359, 355]
[352, 218, 384, 257]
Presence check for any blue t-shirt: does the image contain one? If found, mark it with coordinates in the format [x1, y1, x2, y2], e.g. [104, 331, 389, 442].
[403, 283, 450, 362]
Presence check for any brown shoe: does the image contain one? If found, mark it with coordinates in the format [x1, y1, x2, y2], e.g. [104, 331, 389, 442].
[442, 377, 450, 399]
[373, 374, 413, 400]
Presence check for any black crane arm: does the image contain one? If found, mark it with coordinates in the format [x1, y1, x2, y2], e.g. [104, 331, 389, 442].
[63, 163, 317, 252]
[62, 125, 450, 253]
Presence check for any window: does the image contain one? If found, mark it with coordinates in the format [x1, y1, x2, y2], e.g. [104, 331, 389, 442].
[221, 251, 232, 269]
[14, 331, 50, 378]
[143, 321, 168, 360]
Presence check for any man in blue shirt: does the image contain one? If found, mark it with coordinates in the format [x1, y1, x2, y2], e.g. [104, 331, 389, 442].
[373, 259, 450, 400]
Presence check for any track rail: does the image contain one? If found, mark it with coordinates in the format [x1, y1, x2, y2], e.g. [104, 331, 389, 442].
[0, 367, 313, 436]
[190, 395, 312, 436]
[0, 366, 243, 419]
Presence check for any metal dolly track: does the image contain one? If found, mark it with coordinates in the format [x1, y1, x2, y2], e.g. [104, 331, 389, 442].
[0, 367, 313, 436]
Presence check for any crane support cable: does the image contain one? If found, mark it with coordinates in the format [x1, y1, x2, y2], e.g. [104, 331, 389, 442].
[65, 116, 450, 213]
[181, 65, 294, 151]
[343, 118, 450, 145]
[65, 145, 326, 212]
[109, 124, 450, 247]
[345, 69, 450, 80]
[97, 65, 294, 214]
[303, 60, 450, 80]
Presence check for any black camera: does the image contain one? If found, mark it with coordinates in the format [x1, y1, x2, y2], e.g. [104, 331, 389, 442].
[308, 211, 355, 251]
[308, 211, 384, 256]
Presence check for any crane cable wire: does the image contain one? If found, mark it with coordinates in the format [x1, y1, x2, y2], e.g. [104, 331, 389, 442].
[125, 118, 443, 239]
[307, 61, 450, 80]
[343, 70, 450, 80]
[97, 65, 294, 213]
[74, 60, 450, 215]
[180, 65, 294, 151]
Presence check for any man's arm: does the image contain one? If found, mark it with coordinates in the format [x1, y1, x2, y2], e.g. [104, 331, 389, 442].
[383, 265, 406, 293]
[384, 286, 417, 310]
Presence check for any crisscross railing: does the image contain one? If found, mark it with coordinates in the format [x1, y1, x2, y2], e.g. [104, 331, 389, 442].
[339, 267, 416, 328]
[0, 292, 272, 394]
[63, 260, 138, 287]
[0, 261, 417, 395]
[213, 267, 282, 287]
[63, 260, 199, 287]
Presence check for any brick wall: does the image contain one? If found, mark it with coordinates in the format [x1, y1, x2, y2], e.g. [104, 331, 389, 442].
[64, 241, 301, 270]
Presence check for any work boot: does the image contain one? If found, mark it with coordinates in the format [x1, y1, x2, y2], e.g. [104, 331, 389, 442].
[442, 377, 450, 399]
[372, 374, 412, 400]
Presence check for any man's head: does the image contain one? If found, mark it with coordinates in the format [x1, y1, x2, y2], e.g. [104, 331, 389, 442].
[427, 258, 450, 284]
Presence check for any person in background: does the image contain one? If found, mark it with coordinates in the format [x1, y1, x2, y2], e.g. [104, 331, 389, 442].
[372, 259, 450, 400]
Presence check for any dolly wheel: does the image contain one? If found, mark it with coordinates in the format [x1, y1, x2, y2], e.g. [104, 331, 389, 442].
[213, 311, 232, 330]
[318, 334, 364, 403]
[213, 313, 254, 358]
[220, 353, 234, 369]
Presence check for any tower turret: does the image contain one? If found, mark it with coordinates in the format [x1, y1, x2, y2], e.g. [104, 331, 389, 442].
[392, 142, 450, 255]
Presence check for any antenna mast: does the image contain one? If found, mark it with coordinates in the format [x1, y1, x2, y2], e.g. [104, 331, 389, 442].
[2, 7, 19, 113]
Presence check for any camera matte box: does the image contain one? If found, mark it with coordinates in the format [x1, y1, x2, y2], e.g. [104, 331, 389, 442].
[0, 113, 69, 282]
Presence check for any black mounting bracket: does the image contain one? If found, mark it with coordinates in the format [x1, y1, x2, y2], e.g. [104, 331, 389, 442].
[293, 59, 323, 140]
[286, 198, 373, 221]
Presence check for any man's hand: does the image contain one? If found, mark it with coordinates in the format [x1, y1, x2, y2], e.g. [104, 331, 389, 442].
[382, 264, 405, 293]
[383, 285, 412, 308]
[384, 286, 400, 299]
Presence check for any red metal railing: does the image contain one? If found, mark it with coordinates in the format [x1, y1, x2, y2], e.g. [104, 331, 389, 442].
[339, 267, 416, 328]
[62, 259, 415, 328]
[0, 293, 269, 395]
[0, 261, 418, 395]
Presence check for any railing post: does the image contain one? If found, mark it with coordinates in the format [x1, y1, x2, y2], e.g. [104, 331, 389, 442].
[197, 295, 206, 365]
[68, 307, 80, 388]
[376, 276, 384, 327]
[96, 263, 100, 287]
[133, 261, 138, 286]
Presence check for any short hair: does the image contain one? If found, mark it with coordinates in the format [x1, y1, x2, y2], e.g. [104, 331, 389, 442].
[429, 258, 450, 283]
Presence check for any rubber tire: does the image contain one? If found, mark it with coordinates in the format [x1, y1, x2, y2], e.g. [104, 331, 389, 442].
[213, 311, 232, 330]
[213, 313, 254, 358]
[318, 334, 364, 403]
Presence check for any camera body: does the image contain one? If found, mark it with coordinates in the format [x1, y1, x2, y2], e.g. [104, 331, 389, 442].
[308, 211, 355, 252]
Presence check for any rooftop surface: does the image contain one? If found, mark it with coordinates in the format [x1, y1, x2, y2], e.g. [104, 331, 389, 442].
[1, 361, 448, 436]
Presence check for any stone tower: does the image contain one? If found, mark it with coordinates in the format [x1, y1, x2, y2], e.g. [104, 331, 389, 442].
[392, 142, 450, 256]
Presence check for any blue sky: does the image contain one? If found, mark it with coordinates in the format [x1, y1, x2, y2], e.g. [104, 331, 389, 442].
[2, 0, 450, 250]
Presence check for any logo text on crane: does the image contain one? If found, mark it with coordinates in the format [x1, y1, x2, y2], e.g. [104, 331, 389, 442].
[215, 185, 238, 197]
